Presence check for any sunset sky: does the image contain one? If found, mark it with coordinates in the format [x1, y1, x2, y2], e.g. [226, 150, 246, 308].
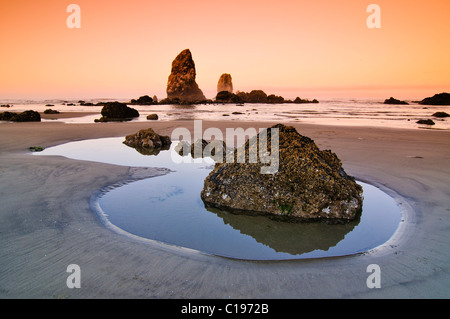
[1, 0, 449, 100]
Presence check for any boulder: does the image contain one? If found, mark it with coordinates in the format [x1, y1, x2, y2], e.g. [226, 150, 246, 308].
[146, 113, 158, 120]
[123, 128, 171, 155]
[432, 111, 450, 118]
[419, 93, 450, 105]
[166, 49, 206, 103]
[0, 111, 16, 121]
[416, 119, 435, 125]
[217, 73, 233, 93]
[130, 95, 154, 105]
[236, 90, 268, 103]
[293, 97, 319, 104]
[384, 97, 408, 105]
[215, 91, 243, 103]
[176, 139, 227, 161]
[0, 110, 41, 122]
[267, 94, 285, 104]
[44, 109, 60, 114]
[95, 102, 139, 122]
[201, 124, 363, 222]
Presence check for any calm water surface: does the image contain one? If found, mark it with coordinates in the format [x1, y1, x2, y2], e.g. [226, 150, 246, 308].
[36, 137, 402, 260]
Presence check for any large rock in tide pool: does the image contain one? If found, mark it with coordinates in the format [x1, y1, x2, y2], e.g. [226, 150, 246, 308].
[166, 49, 206, 103]
[201, 124, 363, 222]
[123, 128, 171, 155]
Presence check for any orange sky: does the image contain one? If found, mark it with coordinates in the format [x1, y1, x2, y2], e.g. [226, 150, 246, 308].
[1, 0, 449, 100]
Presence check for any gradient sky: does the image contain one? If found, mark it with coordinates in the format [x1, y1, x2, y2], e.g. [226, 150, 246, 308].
[1, 0, 449, 100]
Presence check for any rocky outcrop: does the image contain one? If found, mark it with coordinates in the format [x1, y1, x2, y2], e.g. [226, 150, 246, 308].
[176, 139, 228, 161]
[217, 73, 233, 93]
[201, 124, 363, 222]
[44, 109, 60, 114]
[419, 93, 450, 105]
[236, 90, 268, 103]
[215, 91, 243, 103]
[293, 97, 319, 104]
[416, 119, 435, 125]
[130, 95, 154, 105]
[432, 111, 450, 118]
[384, 97, 408, 105]
[267, 94, 285, 104]
[0, 110, 41, 122]
[123, 128, 171, 155]
[95, 102, 139, 122]
[166, 49, 206, 103]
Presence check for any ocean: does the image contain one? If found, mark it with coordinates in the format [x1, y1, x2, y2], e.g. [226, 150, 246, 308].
[1, 98, 449, 130]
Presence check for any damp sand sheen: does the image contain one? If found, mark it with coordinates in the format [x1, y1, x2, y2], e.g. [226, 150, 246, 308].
[35, 137, 402, 260]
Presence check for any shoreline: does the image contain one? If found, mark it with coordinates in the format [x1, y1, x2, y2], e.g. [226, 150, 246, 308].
[0, 120, 449, 298]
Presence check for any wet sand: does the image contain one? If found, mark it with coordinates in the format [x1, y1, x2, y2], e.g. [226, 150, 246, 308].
[0, 119, 449, 298]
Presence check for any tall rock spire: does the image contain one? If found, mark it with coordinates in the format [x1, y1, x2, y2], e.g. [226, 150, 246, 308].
[217, 73, 233, 94]
[166, 49, 206, 102]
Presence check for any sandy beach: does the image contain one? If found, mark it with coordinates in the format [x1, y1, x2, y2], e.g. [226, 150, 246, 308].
[0, 117, 449, 299]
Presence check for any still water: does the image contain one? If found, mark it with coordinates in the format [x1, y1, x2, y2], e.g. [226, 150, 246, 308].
[36, 137, 402, 260]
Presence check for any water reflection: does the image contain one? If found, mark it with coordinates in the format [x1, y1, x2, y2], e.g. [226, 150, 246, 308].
[209, 207, 360, 255]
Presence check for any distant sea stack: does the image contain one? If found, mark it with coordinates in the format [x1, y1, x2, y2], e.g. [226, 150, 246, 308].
[217, 73, 233, 93]
[384, 97, 408, 105]
[419, 93, 450, 105]
[166, 49, 206, 103]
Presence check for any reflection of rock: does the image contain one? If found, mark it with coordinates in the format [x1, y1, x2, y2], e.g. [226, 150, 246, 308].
[123, 128, 171, 155]
[166, 49, 206, 103]
[384, 97, 408, 105]
[208, 207, 359, 255]
[217, 73, 233, 93]
[95, 102, 139, 122]
[201, 124, 363, 222]
[419, 93, 450, 105]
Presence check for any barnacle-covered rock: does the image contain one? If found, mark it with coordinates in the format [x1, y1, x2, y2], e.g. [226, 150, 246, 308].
[123, 128, 171, 155]
[201, 124, 363, 222]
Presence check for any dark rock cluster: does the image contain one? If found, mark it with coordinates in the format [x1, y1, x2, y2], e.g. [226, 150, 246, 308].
[0, 110, 41, 122]
[419, 93, 450, 105]
[384, 97, 408, 105]
[94, 102, 139, 122]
